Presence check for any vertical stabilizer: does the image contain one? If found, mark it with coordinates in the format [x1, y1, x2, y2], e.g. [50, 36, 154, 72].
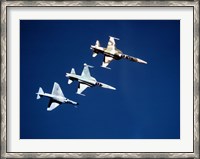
[92, 41, 100, 57]
[71, 68, 76, 74]
[36, 87, 44, 99]
[95, 40, 100, 47]
[68, 68, 76, 84]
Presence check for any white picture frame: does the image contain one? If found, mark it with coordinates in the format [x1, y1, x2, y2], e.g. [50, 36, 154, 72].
[1, 1, 199, 158]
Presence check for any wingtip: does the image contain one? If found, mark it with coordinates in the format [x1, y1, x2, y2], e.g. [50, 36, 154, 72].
[76, 92, 86, 96]
[101, 66, 111, 70]
[84, 63, 94, 68]
[101, 65, 111, 70]
[109, 36, 120, 40]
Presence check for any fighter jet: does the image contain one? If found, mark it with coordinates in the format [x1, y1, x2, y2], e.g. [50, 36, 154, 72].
[90, 36, 147, 69]
[36, 82, 78, 111]
[66, 63, 116, 96]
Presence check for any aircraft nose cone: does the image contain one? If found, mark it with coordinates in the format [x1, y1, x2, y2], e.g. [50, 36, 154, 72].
[137, 58, 147, 64]
[109, 86, 116, 90]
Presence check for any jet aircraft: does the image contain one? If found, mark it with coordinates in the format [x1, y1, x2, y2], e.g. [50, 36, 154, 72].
[36, 82, 78, 111]
[66, 63, 116, 96]
[90, 36, 147, 69]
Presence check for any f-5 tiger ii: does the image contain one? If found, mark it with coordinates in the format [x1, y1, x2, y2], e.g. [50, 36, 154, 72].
[90, 36, 147, 69]
[66, 63, 116, 96]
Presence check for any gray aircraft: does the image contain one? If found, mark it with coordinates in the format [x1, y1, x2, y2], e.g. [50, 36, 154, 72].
[66, 63, 116, 96]
[90, 36, 147, 69]
[36, 82, 78, 111]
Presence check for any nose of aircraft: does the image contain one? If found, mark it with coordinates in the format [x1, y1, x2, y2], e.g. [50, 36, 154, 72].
[137, 58, 147, 64]
[97, 82, 116, 90]
[105, 85, 116, 90]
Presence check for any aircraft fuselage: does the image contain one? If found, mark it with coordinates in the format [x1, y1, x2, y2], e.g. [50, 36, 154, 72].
[66, 73, 115, 90]
[66, 73, 97, 87]
[91, 46, 123, 60]
[37, 93, 67, 103]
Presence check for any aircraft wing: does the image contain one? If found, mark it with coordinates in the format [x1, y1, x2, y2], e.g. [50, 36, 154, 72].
[77, 83, 89, 95]
[101, 56, 114, 68]
[51, 82, 64, 97]
[47, 99, 60, 111]
[81, 64, 92, 78]
[106, 36, 116, 52]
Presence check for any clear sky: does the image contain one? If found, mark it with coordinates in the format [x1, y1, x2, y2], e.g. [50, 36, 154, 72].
[20, 20, 180, 139]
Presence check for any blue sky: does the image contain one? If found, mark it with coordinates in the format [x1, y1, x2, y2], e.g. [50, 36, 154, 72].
[20, 20, 180, 139]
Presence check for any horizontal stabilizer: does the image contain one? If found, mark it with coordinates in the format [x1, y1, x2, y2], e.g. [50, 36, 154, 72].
[92, 52, 98, 57]
[68, 79, 73, 84]
[36, 87, 44, 99]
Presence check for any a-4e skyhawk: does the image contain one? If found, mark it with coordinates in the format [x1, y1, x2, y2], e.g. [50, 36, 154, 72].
[90, 36, 147, 69]
[36, 82, 78, 111]
[66, 63, 116, 96]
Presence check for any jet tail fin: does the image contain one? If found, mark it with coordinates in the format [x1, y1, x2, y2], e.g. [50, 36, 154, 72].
[95, 40, 100, 47]
[36, 87, 44, 99]
[91, 40, 100, 57]
[67, 68, 76, 84]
